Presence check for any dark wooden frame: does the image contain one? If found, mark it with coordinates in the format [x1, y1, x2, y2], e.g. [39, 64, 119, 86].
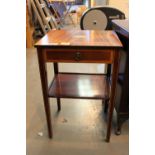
[112, 19, 129, 135]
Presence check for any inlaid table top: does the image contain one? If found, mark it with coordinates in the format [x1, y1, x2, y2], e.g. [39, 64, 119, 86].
[35, 30, 122, 48]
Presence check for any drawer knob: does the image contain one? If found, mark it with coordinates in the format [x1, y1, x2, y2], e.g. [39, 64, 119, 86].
[74, 52, 81, 61]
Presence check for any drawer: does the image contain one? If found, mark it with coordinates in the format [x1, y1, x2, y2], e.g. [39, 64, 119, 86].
[44, 49, 114, 63]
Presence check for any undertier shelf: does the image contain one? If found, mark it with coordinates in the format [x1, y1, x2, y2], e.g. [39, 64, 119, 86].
[48, 73, 110, 99]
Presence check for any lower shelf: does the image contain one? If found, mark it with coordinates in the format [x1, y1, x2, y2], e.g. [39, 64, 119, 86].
[48, 73, 110, 99]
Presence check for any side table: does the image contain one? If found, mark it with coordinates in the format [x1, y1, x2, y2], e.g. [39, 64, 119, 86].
[35, 30, 122, 142]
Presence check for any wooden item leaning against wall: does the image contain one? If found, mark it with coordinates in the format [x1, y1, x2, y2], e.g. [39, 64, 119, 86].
[26, 0, 34, 48]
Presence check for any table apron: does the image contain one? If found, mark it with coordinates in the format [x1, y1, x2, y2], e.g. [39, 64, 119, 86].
[43, 48, 115, 64]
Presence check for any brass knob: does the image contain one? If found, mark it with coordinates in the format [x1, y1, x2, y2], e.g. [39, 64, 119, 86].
[74, 52, 81, 61]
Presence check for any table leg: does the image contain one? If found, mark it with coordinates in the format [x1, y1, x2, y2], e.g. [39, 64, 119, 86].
[103, 64, 111, 113]
[57, 98, 61, 111]
[105, 51, 120, 142]
[107, 64, 111, 78]
[104, 99, 109, 113]
[37, 49, 53, 138]
[53, 63, 61, 111]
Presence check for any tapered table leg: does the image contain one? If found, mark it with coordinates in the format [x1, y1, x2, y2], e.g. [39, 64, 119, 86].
[105, 51, 120, 142]
[53, 63, 61, 111]
[57, 98, 61, 111]
[37, 48, 53, 138]
[104, 99, 109, 113]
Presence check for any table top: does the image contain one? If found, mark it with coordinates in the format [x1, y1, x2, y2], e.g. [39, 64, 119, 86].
[112, 19, 129, 38]
[35, 30, 122, 48]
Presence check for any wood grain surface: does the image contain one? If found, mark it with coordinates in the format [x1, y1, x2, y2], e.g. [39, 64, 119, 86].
[44, 49, 114, 63]
[35, 30, 122, 48]
[48, 73, 109, 99]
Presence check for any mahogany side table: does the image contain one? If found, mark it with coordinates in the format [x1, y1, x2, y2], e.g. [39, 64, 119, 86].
[35, 30, 122, 142]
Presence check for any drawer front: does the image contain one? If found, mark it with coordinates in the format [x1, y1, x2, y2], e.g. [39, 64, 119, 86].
[44, 49, 113, 63]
